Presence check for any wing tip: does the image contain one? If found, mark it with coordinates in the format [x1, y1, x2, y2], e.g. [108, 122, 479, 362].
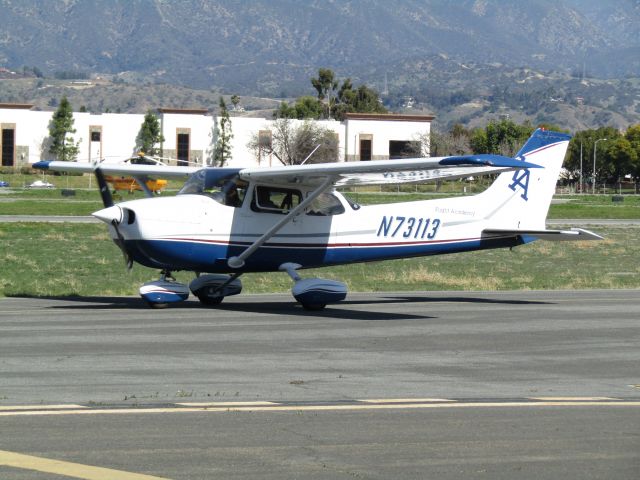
[32, 161, 51, 170]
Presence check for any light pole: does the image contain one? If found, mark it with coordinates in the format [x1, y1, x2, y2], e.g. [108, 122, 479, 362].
[593, 138, 607, 194]
[579, 142, 583, 194]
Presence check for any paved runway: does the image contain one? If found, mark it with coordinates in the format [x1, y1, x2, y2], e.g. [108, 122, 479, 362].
[1, 290, 639, 479]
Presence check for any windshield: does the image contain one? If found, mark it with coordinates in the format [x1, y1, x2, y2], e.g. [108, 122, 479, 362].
[178, 168, 246, 207]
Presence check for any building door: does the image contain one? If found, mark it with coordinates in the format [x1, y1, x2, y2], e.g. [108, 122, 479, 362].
[177, 133, 190, 166]
[2, 128, 15, 167]
[389, 140, 421, 159]
[90, 129, 102, 162]
[359, 138, 372, 161]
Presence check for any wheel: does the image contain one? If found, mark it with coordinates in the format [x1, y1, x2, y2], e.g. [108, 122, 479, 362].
[147, 301, 169, 309]
[301, 302, 327, 311]
[197, 294, 224, 306]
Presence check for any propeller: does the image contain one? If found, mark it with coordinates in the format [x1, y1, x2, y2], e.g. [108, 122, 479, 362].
[94, 167, 133, 270]
[111, 217, 134, 270]
[94, 167, 114, 208]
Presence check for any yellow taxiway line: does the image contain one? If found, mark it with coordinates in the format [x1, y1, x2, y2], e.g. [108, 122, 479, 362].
[0, 450, 170, 480]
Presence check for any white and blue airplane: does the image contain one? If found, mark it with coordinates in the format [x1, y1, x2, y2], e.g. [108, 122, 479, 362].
[34, 129, 600, 310]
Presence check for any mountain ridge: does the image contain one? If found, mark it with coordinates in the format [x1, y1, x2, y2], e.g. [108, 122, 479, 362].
[1, 0, 639, 95]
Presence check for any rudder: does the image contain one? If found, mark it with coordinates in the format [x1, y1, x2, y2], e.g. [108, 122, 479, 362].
[476, 129, 571, 230]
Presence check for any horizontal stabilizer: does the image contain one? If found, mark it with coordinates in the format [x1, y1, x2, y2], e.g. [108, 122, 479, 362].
[483, 228, 603, 242]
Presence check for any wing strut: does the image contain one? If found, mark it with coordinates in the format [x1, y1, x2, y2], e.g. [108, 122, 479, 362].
[133, 175, 154, 198]
[227, 176, 335, 269]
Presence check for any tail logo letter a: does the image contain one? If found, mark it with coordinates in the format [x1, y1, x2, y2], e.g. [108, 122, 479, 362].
[508, 152, 530, 201]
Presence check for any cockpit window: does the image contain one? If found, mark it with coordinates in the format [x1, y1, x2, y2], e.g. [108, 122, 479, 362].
[178, 168, 246, 207]
[251, 186, 302, 214]
[306, 192, 345, 216]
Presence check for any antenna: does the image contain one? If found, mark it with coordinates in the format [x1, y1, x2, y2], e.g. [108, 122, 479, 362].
[300, 144, 321, 165]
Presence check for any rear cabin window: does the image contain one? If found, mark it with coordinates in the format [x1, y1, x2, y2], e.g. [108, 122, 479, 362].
[306, 192, 345, 216]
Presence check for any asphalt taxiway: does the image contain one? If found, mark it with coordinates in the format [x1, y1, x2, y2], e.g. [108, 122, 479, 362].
[1, 290, 639, 479]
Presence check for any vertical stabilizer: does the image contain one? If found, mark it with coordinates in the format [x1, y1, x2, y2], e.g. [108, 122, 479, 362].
[476, 129, 571, 230]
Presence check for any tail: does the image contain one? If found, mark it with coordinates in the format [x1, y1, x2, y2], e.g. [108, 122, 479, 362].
[476, 128, 571, 231]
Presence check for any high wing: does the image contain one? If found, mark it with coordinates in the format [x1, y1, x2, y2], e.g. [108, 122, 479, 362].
[32, 160, 200, 179]
[238, 154, 541, 187]
[34, 153, 540, 189]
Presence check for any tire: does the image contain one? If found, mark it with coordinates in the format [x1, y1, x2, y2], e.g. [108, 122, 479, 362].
[147, 301, 169, 309]
[301, 302, 326, 311]
[197, 294, 224, 306]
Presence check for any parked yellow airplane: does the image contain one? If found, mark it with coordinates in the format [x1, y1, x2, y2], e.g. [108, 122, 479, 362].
[105, 175, 167, 193]
[105, 154, 168, 194]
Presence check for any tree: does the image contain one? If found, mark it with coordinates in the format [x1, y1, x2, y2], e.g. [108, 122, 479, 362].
[274, 96, 325, 120]
[48, 96, 80, 161]
[606, 137, 636, 183]
[625, 124, 640, 179]
[277, 69, 387, 121]
[427, 124, 471, 157]
[136, 110, 164, 156]
[309, 68, 339, 119]
[230, 95, 241, 111]
[213, 96, 233, 167]
[333, 82, 387, 120]
[470, 120, 533, 156]
[565, 127, 620, 182]
[248, 118, 338, 166]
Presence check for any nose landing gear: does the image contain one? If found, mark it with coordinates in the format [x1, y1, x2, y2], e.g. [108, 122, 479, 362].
[139, 271, 189, 308]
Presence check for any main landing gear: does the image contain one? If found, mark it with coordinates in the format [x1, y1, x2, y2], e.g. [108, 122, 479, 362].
[138, 265, 347, 311]
[279, 262, 347, 311]
[139, 271, 243, 308]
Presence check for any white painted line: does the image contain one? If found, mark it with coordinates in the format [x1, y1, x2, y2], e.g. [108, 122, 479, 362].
[359, 398, 455, 403]
[175, 401, 279, 407]
[0, 404, 88, 411]
[0, 449, 170, 480]
[1, 400, 639, 417]
[528, 397, 621, 402]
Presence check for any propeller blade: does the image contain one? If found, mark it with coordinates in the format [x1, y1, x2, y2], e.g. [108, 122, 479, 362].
[94, 167, 114, 208]
[94, 168, 132, 269]
[111, 219, 133, 270]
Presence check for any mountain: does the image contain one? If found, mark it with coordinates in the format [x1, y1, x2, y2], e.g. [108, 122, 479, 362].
[1, 0, 639, 132]
[1, 0, 639, 96]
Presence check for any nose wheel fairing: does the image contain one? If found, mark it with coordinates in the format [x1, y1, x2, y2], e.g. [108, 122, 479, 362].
[139, 278, 190, 308]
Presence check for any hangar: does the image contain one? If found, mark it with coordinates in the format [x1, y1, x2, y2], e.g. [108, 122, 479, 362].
[0, 103, 433, 168]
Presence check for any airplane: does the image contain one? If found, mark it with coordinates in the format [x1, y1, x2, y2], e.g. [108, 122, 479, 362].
[106, 153, 168, 194]
[33, 128, 601, 310]
[105, 175, 167, 194]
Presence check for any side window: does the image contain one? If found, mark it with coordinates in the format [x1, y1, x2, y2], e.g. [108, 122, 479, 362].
[306, 192, 345, 216]
[251, 186, 302, 214]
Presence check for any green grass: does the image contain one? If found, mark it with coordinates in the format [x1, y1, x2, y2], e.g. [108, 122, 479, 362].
[549, 195, 640, 219]
[2, 171, 639, 218]
[3, 185, 640, 218]
[1, 223, 638, 298]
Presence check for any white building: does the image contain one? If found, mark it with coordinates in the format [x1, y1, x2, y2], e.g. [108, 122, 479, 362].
[0, 104, 433, 168]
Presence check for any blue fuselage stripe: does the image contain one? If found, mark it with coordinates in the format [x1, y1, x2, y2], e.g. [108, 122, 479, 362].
[125, 235, 526, 273]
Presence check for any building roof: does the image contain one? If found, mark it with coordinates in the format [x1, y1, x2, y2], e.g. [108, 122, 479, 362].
[0, 103, 35, 110]
[157, 107, 209, 115]
[344, 113, 435, 122]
